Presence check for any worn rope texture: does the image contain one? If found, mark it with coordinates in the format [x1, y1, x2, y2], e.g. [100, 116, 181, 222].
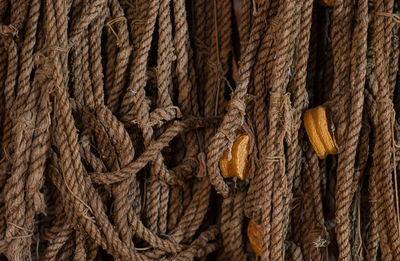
[370, 0, 400, 260]
[330, 0, 354, 259]
[1, 0, 400, 260]
[329, 0, 368, 260]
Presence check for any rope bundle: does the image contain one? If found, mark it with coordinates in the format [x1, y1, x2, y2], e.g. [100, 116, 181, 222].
[0, 0, 399, 260]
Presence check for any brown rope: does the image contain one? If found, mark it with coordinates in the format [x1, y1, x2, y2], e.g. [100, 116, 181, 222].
[1, 0, 400, 259]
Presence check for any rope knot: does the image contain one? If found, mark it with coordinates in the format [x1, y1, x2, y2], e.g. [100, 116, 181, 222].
[228, 98, 246, 118]
[220, 129, 237, 161]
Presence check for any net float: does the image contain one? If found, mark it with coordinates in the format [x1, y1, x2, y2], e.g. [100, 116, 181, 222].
[219, 133, 251, 180]
[303, 106, 339, 159]
[247, 219, 262, 256]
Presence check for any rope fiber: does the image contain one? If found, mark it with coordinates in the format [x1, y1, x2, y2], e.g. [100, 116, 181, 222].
[0, 0, 399, 260]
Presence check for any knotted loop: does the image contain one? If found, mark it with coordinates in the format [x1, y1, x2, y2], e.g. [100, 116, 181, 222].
[228, 98, 247, 123]
[220, 129, 238, 161]
[259, 155, 287, 193]
[126, 105, 182, 128]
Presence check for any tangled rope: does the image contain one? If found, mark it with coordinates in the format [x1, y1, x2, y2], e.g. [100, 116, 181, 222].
[1, 0, 400, 260]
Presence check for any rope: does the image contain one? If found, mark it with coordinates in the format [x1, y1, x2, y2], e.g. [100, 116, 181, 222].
[1, 0, 400, 259]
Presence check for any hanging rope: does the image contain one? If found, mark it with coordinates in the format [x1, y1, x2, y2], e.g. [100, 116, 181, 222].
[1, 0, 400, 260]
